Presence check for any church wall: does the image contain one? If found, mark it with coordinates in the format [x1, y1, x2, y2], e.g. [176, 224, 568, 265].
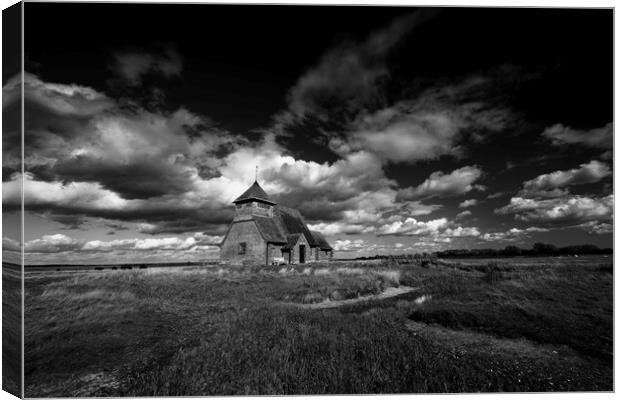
[266, 243, 286, 265]
[288, 234, 310, 264]
[311, 247, 319, 262]
[220, 220, 267, 265]
[233, 201, 273, 220]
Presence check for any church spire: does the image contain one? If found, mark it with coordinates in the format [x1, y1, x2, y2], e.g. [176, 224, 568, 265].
[233, 179, 276, 205]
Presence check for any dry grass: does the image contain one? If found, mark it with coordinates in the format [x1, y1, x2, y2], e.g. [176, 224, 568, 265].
[3, 263, 22, 397]
[23, 256, 613, 396]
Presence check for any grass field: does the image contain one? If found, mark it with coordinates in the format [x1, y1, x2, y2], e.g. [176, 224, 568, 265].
[3, 262, 22, 397]
[23, 256, 613, 396]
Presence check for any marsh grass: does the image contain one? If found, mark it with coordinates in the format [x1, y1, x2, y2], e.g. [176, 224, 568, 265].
[3, 263, 22, 396]
[409, 260, 613, 360]
[23, 257, 613, 396]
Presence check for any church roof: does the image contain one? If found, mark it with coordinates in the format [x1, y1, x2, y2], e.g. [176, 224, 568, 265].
[310, 230, 333, 250]
[282, 233, 302, 250]
[273, 206, 318, 247]
[233, 181, 276, 205]
[253, 216, 286, 244]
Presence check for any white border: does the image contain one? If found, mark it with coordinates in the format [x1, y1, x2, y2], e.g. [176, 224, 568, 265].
[0, 2, 616, 400]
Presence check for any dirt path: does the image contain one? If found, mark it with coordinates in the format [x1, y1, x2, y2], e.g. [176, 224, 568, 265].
[406, 320, 573, 360]
[295, 286, 417, 310]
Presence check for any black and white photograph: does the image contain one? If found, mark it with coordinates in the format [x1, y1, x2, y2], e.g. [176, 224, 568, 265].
[1, 1, 615, 397]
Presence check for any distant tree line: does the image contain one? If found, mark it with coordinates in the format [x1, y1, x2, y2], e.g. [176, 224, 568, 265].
[355, 243, 612, 261]
[433, 243, 612, 258]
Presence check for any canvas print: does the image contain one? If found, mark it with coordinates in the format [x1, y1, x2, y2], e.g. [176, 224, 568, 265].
[2, 2, 614, 397]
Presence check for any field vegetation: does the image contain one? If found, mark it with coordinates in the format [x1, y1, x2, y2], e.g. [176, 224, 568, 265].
[3, 262, 22, 396]
[23, 256, 612, 396]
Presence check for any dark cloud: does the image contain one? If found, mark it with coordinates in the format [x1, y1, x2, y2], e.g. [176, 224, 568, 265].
[53, 156, 194, 200]
[105, 222, 129, 231]
[280, 10, 438, 126]
[274, 30, 522, 165]
[519, 160, 611, 198]
[4, 72, 250, 207]
[47, 213, 88, 230]
[487, 191, 509, 199]
[542, 122, 612, 149]
[110, 45, 183, 87]
[396, 166, 484, 201]
[495, 194, 613, 226]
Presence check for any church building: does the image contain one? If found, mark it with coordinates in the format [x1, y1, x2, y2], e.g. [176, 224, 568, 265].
[219, 180, 334, 265]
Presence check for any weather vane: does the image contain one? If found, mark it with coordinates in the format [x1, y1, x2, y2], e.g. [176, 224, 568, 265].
[255, 165, 258, 181]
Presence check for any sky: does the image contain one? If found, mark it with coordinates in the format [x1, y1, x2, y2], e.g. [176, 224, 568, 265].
[2, 4, 613, 264]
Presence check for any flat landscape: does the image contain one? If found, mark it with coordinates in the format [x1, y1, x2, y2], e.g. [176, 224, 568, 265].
[22, 256, 612, 396]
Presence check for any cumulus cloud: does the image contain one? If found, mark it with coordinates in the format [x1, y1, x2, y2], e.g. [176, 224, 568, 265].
[18, 232, 222, 254]
[333, 239, 367, 252]
[347, 110, 465, 163]
[442, 226, 481, 238]
[377, 217, 448, 236]
[575, 221, 613, 235]
[455, 210, 472, 220]
[2, 237, 21, 252]
[480, 227, 549, 242]
[23, 234, 83, 253]
[520, 160, 611, 197]
[375, 216, 480, 241]
[2, 71, 424, 237]
[15, 72, 114, 116]
[495, 160, 613, 233]
[5, 71, 246, 196]
[542, 122, 612, 149]
[496, 194, 613, 225]
[458, 199, 478, 208]
[339, 73, 515, 163]
[3, 73, 117, 176]
[2, 72, 264, 234]
[306, 198, 442, 236]
[308, 222, 375, 236]
[397, 166, 484, 201]
[110, 46, 183, 86]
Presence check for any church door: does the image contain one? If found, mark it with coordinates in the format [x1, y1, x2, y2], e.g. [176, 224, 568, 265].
[299, 245, 306, 264]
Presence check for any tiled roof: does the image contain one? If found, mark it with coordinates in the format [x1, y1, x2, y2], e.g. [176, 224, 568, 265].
[283, 233, 302, 250]
[233, 181, 275, 204]
[253, 216, 286, 244]
[273, 206, 318, 247]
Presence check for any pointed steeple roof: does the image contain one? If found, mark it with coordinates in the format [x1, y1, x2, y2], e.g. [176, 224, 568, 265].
[233, 181, 276, 205]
